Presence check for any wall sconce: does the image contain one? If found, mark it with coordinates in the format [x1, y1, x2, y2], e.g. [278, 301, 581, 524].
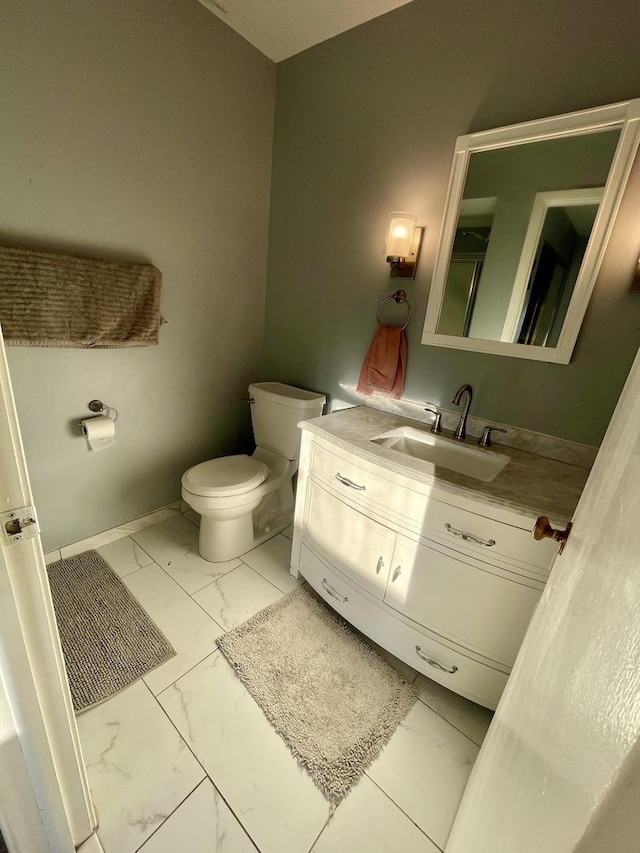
[385, 212, 423, 279]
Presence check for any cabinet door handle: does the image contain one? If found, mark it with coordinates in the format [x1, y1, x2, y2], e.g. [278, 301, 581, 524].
[335, 472, 366, 491]
[322, 578, 349, 603]
[415, 645, 458, 674]
[444, 522, 495, 547]
[376, 556, 384, 575]
[392, 565, 402, 582]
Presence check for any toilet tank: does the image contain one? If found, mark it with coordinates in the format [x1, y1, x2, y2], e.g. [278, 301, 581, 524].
[249, 382, 326, 460]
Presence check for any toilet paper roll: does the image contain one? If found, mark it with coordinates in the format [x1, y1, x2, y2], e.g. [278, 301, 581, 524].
[81, 415, 116, 452]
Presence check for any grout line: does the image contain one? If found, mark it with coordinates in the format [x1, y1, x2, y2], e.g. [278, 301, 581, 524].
[61, 505, 182, 556]
[188, 558, 290, 603]
[415, 694, 486, 749]
[183, 582, 228, 629]
[364, 774, 445, 852]
[109, 558, 229, 695]
[145, 676, 263, 853]
[128, 521, 243, 595]
[132, 776, 206, 853]
[115, 562, 153, 582]
[155, 649, 221, 700]
[182, 559, 244, 597]
[125, 539, 159, 569]
[236, 551, 300, 597]
[146, 647, 225, 698]
[141, 679, 208, 778]
[141, 557, 228, 632]
[135, 560, 298, 698]
[104, 550, 158, 582]
[306, 814, 332, 853]
[239, 562, 291, 598]
[90, 538, 224, 697]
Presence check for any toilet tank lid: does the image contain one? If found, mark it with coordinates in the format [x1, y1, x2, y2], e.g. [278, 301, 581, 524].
[249, 382, 326, 409]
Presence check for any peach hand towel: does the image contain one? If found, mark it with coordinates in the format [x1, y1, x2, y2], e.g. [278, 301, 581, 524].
[356, 324, 407, 399]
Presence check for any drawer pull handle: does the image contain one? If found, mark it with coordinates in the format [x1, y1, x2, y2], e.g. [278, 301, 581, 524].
[322, 578, 349, 603]
[444, 522, 495, 548]
[335, 472, 366, 491]
[415, 646, 458, 674]
[376, 556, 384, 575]
[392, 565, 402, 582]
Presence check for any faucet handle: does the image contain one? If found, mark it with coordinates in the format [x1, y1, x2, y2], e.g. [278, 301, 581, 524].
[478, 426, 507, 448]
[424, 407, 442, 434]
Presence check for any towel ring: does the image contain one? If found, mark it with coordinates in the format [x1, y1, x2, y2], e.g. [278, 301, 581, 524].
[376, 289, 412, 330]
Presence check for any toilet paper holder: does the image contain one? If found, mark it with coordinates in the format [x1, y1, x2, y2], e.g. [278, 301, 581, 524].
[86, 399, 119, 422]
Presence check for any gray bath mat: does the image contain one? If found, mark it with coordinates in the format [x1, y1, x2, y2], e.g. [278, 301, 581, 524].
[47, 549, 175, 713]
[217, 586, 417, 804]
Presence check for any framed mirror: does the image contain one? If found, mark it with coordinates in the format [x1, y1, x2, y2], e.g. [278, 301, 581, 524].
[422, 100, 640, 362]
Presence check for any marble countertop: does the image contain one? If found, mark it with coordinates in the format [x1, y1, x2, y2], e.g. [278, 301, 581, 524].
[300, 406, 590, 525]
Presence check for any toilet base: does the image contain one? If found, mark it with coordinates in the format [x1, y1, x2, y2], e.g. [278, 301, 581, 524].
[195, 484, 295, 562]
[198, 513, 255, 563]
[187, 469, 296, 563]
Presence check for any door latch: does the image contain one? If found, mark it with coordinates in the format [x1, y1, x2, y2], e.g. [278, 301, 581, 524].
[1, 506, 40, 545]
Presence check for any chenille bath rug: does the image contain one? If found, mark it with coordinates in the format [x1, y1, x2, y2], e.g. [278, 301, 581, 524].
[217, 585, 417, 804]
[47, 549, 175, 712]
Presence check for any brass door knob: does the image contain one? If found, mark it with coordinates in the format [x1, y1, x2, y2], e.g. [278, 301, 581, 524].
[534, 516, 573, 554]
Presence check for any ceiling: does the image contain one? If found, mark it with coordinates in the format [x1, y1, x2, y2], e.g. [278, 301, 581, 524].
[196, 0, 415, 63]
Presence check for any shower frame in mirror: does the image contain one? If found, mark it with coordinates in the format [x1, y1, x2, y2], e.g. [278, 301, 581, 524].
[422, 99, 640, 363]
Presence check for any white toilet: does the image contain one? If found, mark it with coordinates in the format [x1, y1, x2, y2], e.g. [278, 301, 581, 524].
[181, 382, 326, 562]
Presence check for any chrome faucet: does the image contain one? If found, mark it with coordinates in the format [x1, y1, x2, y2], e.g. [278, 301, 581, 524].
[451, 384, 473, 441]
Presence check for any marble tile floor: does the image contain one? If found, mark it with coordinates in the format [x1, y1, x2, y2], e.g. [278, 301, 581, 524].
[58, 513, 493, 853]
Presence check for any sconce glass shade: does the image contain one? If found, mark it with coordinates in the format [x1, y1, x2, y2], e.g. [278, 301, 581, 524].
[385, 211, 422, 279]
[385, 212, 418, 258]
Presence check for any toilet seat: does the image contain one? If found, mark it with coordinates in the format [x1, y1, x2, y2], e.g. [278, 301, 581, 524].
[182, 454, 269, 497]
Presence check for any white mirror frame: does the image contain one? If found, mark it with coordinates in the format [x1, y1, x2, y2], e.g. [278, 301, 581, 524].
[422, 99, 640, 363]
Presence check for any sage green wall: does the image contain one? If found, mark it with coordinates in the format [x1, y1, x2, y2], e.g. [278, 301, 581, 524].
[264, 0, 640, 445]
[1, 0, 275, 549]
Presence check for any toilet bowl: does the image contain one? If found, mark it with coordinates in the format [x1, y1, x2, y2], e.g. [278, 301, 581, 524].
[181, 382, 325, 562]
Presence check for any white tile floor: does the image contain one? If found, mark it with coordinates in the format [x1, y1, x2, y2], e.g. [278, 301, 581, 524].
[67, 514, 493, 853]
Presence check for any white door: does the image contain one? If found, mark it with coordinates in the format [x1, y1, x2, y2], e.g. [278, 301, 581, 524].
[0, 327, 95, 852]
[445, 346, 640, 852]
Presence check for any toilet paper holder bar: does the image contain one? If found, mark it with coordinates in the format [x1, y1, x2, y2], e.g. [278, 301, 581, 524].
[86, 399, 119, 421]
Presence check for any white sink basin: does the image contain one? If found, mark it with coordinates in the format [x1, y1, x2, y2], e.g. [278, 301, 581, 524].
[371, 426, 509, 482]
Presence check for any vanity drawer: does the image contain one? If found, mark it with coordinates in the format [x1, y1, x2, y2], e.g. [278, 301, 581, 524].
[303, 481, 395, 599]
[386, 615, 509, 712]
[420, 496, 557, 579]
[308, 438, 428, 526]
[299, 542, 509, 710]
[385, 535, 543, 666]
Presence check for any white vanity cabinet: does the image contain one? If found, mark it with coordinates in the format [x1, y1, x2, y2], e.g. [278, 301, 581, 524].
[291, 429, 559, 710]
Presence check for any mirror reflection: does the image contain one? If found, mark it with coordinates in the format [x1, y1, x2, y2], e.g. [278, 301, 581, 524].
[435, 129, 620, 347]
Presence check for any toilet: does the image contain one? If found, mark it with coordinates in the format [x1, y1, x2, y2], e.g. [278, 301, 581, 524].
[181, 382, 326, 562]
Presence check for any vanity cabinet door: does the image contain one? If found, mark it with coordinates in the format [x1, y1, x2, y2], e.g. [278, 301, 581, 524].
[384, 535, 543, 665]
[303, 481, 395, 599]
